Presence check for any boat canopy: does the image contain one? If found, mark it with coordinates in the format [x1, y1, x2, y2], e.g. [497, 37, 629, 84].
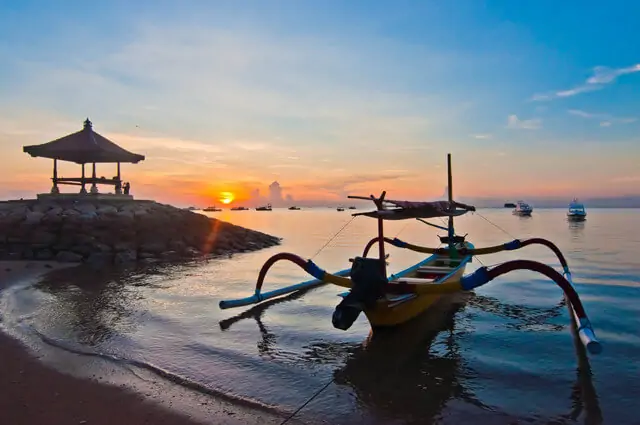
[351, 199, 476, 221]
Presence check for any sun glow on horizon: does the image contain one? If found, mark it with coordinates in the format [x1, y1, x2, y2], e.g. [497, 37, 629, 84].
[219, 191, 235, 204]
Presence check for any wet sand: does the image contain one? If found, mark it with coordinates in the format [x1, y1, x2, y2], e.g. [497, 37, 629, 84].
[0, 261, 277, 425]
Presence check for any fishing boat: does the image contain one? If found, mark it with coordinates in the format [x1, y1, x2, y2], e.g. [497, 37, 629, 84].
[220, 154, 601, 356]
[567, 198, 587, 221]
[231, 206, 249, 211]
[337, 207, 345, 211]
[288, 206, 301, 210]
[203, 205, 222, 212]
[256, 204, 272, 211]
[513, 200, 533, 216]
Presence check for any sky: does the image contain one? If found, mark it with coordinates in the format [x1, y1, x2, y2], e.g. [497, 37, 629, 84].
[1, 0, 639, 207]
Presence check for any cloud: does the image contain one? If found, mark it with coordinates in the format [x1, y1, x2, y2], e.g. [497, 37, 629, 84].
[567, 109, 637, 127]
[531, 63, 640, 101]
[506, 115, 541, 130]
[471, 134, 492, 139]
[611, 175, 640, 183]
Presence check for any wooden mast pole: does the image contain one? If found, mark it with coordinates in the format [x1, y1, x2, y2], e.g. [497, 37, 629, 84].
[447, 153, 454, 239]
[447, 153, 458, 258]
[374, 191, 387, 276]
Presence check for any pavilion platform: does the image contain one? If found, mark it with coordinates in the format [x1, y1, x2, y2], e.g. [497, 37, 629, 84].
[36, 193, 134, 201]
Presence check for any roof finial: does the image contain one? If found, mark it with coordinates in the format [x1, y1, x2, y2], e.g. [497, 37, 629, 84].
[83, 118, 92, 129]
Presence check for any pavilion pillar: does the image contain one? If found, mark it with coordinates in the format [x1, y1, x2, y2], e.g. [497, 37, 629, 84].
[115, 162, 122, 194]
[51, 159, 60, 194]
[80, 163, 87, 194]
[90, 162, 98, 194]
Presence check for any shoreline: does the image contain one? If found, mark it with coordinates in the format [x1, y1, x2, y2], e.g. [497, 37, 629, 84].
[0, 261, 291, 425]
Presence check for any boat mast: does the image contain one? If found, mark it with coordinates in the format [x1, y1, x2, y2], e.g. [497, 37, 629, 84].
[375, 191, 387, 277]
[447, 153, 454, 241]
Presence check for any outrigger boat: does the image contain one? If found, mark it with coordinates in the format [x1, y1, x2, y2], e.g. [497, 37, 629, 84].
[220, 154, 601, 355]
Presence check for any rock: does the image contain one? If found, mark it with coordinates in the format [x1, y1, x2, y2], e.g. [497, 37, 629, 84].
[0, 199, 281, 265]
[34, 249, 54, 260]
[139, 242, 167, 254]
[21, 248, 34, 260]
[114, 249, 137, 264]
[29, 231, 57, 246]
[24, 211, 45, 224]
[96, 204, 118, 215]
[78, 212, 98, 220]
[74, 203, 96, 214]
[113, 241, 135, 252]
[116, 210, 135, 220]
[31, 203, 54, 213]
[56, 251, 83, 263]
[87, 252, 113, 265]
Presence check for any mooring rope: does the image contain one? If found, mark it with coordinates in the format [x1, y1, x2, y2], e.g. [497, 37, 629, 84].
[475, 211, 518, 240]
[279, 377, 336, 425]
[310, 216, 357, 260]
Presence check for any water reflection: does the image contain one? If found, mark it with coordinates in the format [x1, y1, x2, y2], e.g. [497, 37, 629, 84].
[334, 293, 487, 424]
[568, 220, 586, 242]
[219, 285, 320, 358]
[565, 307, 603, 425]
[469, 294, 566, 332]
[33, 262, 188, 347]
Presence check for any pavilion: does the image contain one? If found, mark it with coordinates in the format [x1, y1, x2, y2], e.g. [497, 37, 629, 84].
[23, 118, 145, 200]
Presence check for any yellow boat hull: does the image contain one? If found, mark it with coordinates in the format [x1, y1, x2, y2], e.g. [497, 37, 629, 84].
[364, 255, 469, 328]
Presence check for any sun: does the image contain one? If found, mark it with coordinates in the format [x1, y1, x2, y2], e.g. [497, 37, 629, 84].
[219, 191, 235, 205]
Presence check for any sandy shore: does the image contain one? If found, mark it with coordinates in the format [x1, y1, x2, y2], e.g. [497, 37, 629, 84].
[0, 261, 284, 425]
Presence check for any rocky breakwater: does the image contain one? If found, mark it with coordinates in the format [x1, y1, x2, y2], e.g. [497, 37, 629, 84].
[0, 200, 281, 264]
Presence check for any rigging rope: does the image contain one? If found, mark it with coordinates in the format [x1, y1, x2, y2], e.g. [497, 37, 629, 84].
[280, 378, 336, 425]
[393, 219, 412, 238]
[310, 216, 357, 260]
[475, 211, 518, 240]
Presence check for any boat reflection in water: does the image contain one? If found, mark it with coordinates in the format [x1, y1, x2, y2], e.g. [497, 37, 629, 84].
[332, 292, 486, 423]
[220, 288, 602, 424]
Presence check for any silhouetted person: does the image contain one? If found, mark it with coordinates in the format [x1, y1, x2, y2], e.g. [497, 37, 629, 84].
[123, 182, 130, 195]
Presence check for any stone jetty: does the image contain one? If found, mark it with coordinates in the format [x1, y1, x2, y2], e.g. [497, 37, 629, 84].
[0, 199, 280, 264]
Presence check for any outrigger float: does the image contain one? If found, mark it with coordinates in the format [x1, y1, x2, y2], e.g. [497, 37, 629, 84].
[220, 154, 602, 355]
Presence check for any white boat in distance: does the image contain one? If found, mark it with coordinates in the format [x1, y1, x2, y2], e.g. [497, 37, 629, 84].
[513, 200, 533, 216]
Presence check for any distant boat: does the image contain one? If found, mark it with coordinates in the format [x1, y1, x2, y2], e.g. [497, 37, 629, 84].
[184, 206, 197, 211]
[288, 206, 301, 210]
[513, 200, 533, 216]
[337, 207, 345, 211]
[567, 198, 587, 221]
[348, 206, 356, 210]
[256, 204, 272, 211]
[231, 206, 249, 211]
[504, 202, 516, 208]
[203, 206, 221, 212]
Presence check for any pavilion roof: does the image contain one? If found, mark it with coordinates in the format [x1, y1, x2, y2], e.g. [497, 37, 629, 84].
[23, 118, 145, 164]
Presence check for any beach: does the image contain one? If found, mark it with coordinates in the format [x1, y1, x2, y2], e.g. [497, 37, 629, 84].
[0, 261, 283, 425]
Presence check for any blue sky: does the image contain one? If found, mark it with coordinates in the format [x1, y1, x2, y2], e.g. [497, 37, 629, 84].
[1, 0, 639, 204]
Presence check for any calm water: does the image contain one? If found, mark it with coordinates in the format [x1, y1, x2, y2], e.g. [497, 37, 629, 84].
[2, 208, 640, 424]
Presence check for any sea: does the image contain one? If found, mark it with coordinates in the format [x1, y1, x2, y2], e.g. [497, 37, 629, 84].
[1, 208, 639, 425]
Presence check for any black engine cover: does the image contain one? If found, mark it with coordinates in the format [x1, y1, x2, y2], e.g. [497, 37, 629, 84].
[332, 257, 388, 330]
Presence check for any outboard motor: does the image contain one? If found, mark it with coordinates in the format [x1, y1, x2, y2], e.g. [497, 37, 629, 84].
[332, 256, 388, 330]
